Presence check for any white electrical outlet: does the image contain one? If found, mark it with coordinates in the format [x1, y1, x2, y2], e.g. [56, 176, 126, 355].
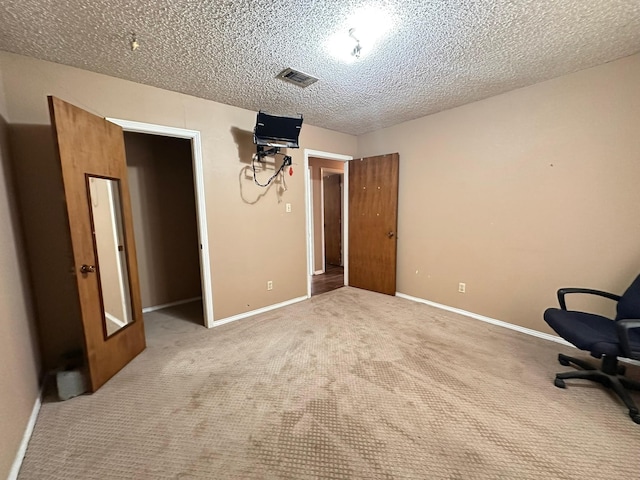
[267, 280, 273, 291]
[285, 203, 292, 213]
[458, 282, 466, 293]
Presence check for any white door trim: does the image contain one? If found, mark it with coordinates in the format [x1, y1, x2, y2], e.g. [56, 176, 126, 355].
[307, 165, 321, 274]
[320, 170, 325, 272]
[304, 149, 352, 298]
[106, 118, 214, 328]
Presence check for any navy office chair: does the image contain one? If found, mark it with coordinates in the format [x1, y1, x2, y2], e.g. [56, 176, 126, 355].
[544, 275, 640, 423]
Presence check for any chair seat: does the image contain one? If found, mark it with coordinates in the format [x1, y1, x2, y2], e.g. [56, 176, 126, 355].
[544, 308, 640, 358]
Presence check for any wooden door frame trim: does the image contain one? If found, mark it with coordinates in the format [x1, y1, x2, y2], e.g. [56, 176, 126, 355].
[304, 149, 352, 298]
[106, 118, 214, 328]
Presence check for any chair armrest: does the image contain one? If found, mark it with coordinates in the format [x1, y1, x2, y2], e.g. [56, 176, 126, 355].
[557, 288, 621, 311]
[616, 319, 640, 359]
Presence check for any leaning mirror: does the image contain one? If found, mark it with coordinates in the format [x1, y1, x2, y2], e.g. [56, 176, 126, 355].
[87, 176, 134, 337]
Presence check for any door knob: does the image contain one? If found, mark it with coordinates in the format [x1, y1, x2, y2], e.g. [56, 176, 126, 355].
[80, 264, 96, 274]
[387, 231, 395, 238]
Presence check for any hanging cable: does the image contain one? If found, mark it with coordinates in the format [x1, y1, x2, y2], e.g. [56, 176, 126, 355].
[252, 151, 291, 188]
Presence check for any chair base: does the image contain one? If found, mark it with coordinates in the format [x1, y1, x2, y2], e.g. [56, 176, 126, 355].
[554, 353, 640, 424]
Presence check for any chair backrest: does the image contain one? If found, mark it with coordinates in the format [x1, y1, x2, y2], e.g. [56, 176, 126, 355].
[615, 274, 640, 321]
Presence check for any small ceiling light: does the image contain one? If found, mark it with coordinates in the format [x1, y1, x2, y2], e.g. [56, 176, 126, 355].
[326, 6, 394, 63]
[349, 28, 361, 58]
[130, 33, 139, 51]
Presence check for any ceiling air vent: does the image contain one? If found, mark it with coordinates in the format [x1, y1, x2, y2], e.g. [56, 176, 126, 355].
[276, 68, 319, 88]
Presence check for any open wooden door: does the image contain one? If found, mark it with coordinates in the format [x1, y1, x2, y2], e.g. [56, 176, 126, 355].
[48, 96, 145, 391]
[349, 153, 399, 295]
[324, 173, 342, 267]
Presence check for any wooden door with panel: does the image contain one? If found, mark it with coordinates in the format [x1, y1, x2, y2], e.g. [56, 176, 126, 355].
[348, 153, 399, 295]
[48, 96, 146, 391]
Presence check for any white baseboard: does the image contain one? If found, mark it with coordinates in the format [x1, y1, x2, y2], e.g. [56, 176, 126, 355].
[8, 392, 42, 480]
[314, 270, 324, 275]
[396, 292, 640, 367]
[142, 296, 202, 313]
[212, 296, 307, 327]
[396, 292, 575, 346]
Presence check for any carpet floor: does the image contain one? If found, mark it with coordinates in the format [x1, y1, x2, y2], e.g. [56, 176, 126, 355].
[18, 287, 640, 479]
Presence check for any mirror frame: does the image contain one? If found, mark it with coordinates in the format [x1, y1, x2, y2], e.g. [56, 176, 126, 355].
[85, 174, 137, 340]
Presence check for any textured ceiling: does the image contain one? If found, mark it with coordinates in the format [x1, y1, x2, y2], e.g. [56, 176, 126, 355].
[1, 0, 640, 135]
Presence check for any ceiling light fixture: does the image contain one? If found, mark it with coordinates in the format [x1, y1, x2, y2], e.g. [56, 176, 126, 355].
[130, 32, 139, 51]
[326, 6, 394, 63]
[349, 28, 361, 58]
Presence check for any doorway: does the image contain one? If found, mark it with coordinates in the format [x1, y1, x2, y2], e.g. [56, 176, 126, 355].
[123, 132, 203, 329]
[107, 118, 214, 328]
[304, 150, 352, 297]
[306, 151, 400, 298]
[323, 170, 343, 269]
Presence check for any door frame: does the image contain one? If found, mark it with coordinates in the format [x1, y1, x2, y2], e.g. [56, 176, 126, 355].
[304, 149, 352, 298]
[320, 168, 344, 271]
[306, 165, 319, 275]
[106, 118, 214, 328]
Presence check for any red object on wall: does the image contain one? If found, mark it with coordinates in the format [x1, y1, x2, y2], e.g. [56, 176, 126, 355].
[289, 166, 293, 176]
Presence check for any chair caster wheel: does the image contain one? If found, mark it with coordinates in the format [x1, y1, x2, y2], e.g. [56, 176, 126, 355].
[558, 354, 570, 366]
[630, 413, 640, 425]
[554, 378, 566, 389]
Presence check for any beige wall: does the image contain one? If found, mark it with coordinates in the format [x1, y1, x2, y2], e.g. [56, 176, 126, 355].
[124, 132, 202, 309]
[8, 121, 85, 371]
[357, 53, 640, 333]
[0, 65, 6, 114]
[0, 51, 357, 321]
[309, 157, 345, 272]
[0, 45, 638, 480]
[0, 108, 41, 474]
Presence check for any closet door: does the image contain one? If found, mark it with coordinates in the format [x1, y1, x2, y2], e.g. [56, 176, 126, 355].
[48, 96, 145, 391]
